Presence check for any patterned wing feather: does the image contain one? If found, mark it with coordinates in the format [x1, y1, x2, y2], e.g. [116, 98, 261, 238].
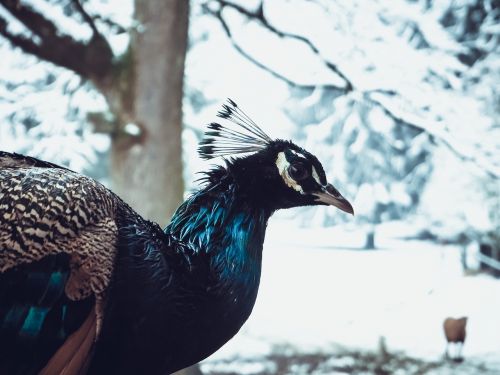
[0, 152, 122, 374]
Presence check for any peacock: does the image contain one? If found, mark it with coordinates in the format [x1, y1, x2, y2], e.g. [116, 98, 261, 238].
[0, 100, 353, 375]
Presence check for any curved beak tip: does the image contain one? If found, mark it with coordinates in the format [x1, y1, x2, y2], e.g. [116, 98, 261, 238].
[337, 199, 354, 216]
[313, 184, 354, 216]
[345, 202, 355, 216]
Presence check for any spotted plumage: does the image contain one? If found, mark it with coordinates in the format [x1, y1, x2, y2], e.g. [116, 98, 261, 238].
[0, 100, 353, 375]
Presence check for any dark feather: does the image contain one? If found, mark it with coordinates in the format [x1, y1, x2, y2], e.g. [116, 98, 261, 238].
[0, 254, 93, 375]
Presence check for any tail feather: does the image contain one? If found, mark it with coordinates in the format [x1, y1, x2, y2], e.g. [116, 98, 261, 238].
[40, 307, 96, 375]
[0, 254, 93, 375]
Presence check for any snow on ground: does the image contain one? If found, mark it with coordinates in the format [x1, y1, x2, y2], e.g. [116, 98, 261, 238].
[201, 219, 500, 371]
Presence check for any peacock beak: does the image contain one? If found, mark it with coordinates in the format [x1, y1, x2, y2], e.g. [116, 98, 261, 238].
[313, 183, 354, 215]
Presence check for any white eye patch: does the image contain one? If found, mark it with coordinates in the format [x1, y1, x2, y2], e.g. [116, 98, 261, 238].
[289, 149, 303, 158]
[311, 167, 321, 185]
[275, 152, 304, 193]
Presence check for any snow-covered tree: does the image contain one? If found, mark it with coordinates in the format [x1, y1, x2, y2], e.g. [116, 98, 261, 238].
[189, 0, 499, 246]
[1, 0, 498, 245]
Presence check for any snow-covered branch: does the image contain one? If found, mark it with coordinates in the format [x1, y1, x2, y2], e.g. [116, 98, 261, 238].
[0, 16, 43, 59]
[0, 0, 113, 82]
[367, 92, 500, 179]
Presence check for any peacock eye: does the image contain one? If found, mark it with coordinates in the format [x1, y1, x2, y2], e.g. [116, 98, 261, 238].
[288, 162, 309, 181]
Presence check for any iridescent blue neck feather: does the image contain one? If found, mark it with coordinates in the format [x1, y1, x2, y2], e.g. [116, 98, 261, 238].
[165, 167, 273, 286]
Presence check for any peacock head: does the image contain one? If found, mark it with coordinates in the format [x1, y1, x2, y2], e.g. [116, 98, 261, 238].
[198, 99, 353, 214]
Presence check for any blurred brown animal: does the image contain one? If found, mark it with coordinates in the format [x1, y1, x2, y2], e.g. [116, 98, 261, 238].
[443, 317, 467, 361]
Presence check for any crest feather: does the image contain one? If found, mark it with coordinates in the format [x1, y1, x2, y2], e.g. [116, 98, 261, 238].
[198, 99, 272, 160]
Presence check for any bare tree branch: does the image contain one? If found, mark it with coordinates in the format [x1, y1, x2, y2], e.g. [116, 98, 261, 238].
[0, 17, 43, 56]
[0, 0, 58, 40]
[92, 15, 127, 34]
[210, 0, 353, 92]
[0, 0, 114, 83]
[203, 4, 345, 92]
[0, 16, 89, 78]
[71, 0, 100, 36]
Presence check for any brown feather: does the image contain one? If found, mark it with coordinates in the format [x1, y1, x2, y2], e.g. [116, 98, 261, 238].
[39, 306, 97, 375]
[0, 156, 119, 298]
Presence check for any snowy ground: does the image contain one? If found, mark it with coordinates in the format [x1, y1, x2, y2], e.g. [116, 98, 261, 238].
[200, 219, 500, 374]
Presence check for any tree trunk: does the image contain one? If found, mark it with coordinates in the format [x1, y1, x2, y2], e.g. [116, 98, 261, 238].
[109, 0, 187, 225]
[364, 227, 376, 250]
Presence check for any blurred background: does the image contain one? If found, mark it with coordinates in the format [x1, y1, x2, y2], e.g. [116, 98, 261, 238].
[0, 0, 499, 374]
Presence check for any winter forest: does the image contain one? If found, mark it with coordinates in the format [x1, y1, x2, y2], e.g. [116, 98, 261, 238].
[0, 0, 499, 374]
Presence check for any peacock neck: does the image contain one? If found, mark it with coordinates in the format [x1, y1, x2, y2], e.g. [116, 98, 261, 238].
[165, 180, 273, 286]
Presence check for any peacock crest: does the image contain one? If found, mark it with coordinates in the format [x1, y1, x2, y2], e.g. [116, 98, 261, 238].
[198, 99, 273, 160]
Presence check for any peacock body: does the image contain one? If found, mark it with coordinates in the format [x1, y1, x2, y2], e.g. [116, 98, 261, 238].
[0, 100, 353, 375]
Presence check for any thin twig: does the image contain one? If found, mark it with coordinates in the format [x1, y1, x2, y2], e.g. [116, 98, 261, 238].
[71, 0, 100, 36]
[92, 15, 127, 34]
[212, 0, 353, 91]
